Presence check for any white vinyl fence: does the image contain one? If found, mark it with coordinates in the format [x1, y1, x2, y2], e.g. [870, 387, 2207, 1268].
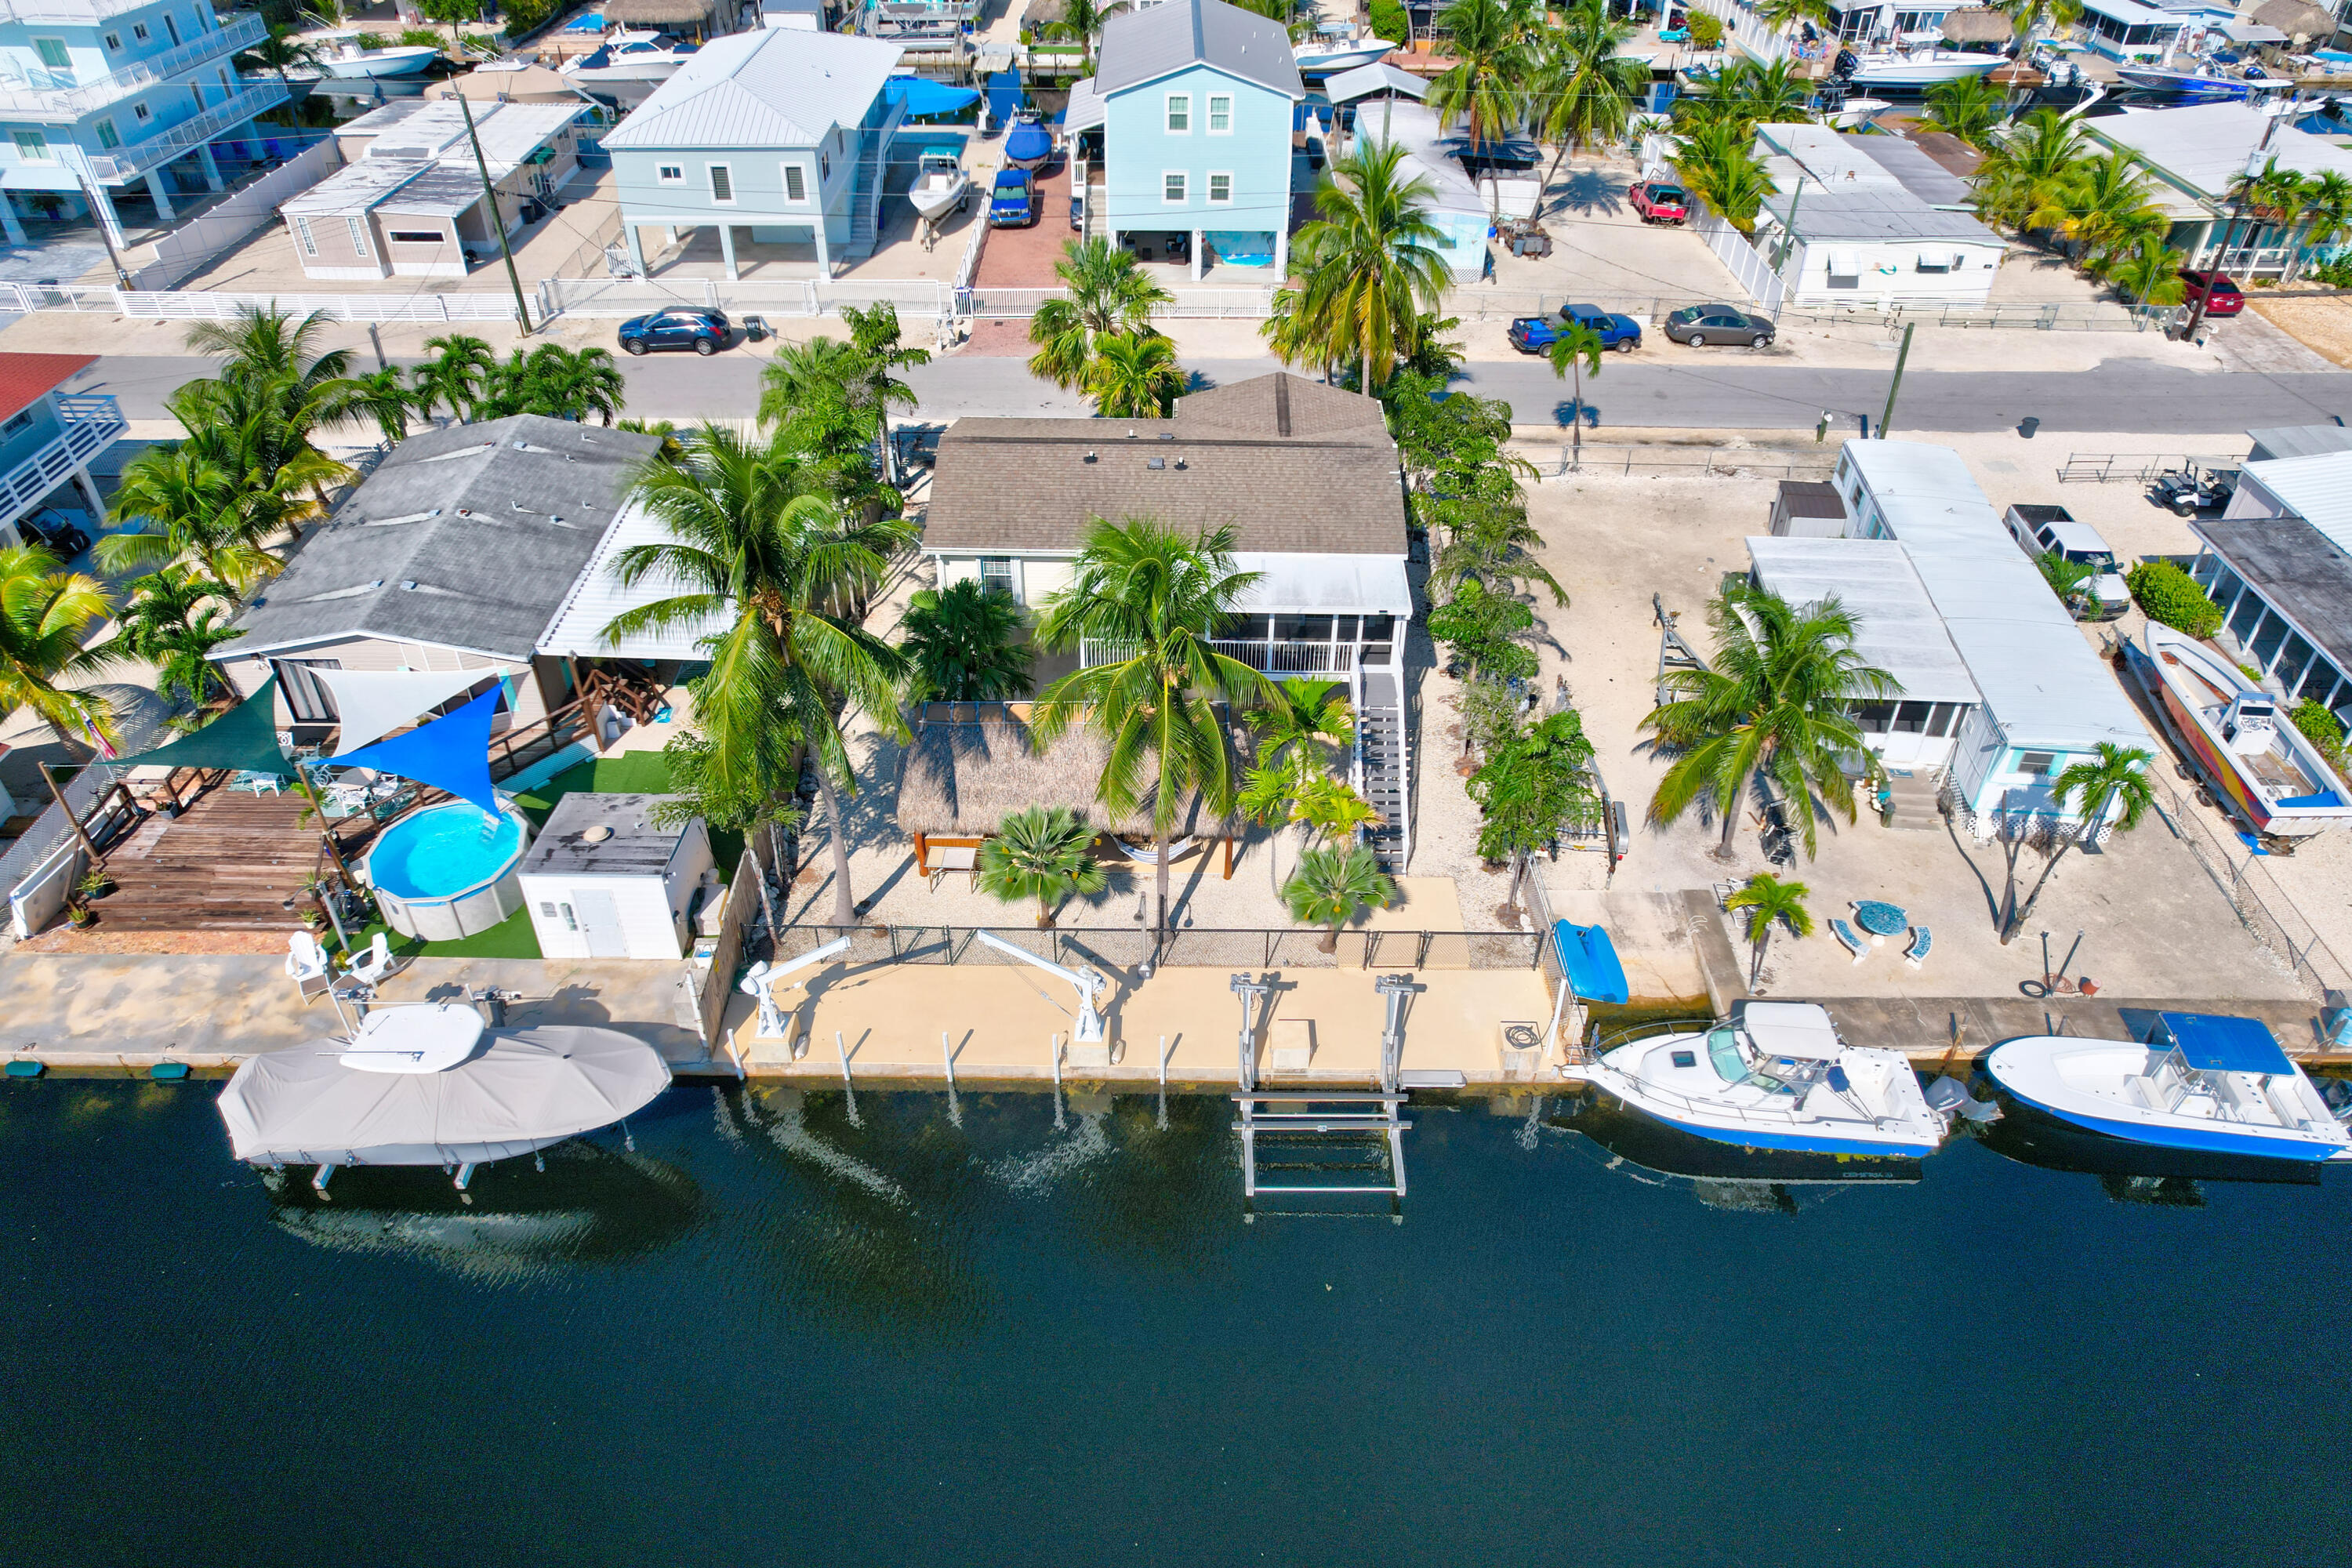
[123, 139, 343, 291]
[1690, 200, 1788, 315]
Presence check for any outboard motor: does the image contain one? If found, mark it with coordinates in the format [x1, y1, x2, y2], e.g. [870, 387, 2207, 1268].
[2222, 691, 2278, 755]
[1833, 47, 1859, 79]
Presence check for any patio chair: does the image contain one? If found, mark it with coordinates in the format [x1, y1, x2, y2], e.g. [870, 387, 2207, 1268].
[232, 771, 283, 797]
[285, 932, 332, 1004]
[1831, 919, 1869, 964]
[1905, 927, 1932, 970]
[344, 930, 401, 989]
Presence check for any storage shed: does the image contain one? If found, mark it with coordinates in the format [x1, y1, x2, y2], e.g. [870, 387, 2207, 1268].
[518, 793, 715, 960]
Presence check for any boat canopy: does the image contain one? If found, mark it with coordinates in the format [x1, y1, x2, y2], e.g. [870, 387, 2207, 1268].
[1741, 1002, 1842, 1062]
[885, 74, 979, 116]
[2154, 1012, 2294, 1076]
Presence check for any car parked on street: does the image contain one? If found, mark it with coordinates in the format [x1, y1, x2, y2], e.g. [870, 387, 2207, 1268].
[989, 169, 1037, 228]
[1508, 302, 1642, 354]
[2178, 269, 2244, 317]
[1628, 180, 1690, 224]
[617, 307, 731, 356]
[1664, 303, 1775, 347]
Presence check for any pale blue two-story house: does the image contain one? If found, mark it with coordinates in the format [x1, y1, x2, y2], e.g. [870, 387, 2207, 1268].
[0, 0, 289, 249]
[601, 27, 904, 279]
[1069, 0, 1302, 279]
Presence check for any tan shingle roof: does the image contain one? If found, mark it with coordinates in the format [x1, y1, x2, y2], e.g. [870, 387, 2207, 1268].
[920, 372, 1406, 556]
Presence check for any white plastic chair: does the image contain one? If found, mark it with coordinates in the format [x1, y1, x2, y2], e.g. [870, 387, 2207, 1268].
[285, 931, 332, 1004]
[345, 930, 400, 989]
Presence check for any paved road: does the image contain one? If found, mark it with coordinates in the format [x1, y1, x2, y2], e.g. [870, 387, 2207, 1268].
[78, 350, 2352, 434]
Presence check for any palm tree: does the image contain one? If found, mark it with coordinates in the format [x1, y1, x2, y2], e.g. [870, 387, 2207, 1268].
[0, 545, 122, 747]
[1546, 318, 1606, 470]
[2223, 158, 2310, 277]
[840, 300, 929, 444]
[1673, 118, 1777, 231]
[1429, 0, 1534, 207]
[2005, 742, 2154, 941]
[900, 578, 1033, 701]
[976, 806, 1109, 927]
[2106, 238, 2189, 310]
[602, 425, 914, 926]
[1282, 842, 1399, 953]
[1995, 0, 2082, 45]
[1972, 111, 2086, 234]
[238, 22, 325, 93]
[412, 333, 497, 423]
[1532, 0, 1649, 190]
[114, 567, 241, 710]
[1027, 238, 1171, 390]
[2287, 169, 2352, 284]
[1642, 586, 1899, 860]
[1240, 677, 1354, 887]
[1682, 58, 1812, 132]
[1043, 0, 1130, 76]
[182, 304, 359, 450]
[350, 366, 416, 445]
[532, 343, 628, 424]
[1925, 74, 2003, 149]
[1033, 518, 1271, 932]
[1279, 140, 1448, 391]
[1082, 330, 1185, 418]
[1726, 872, 1813, 988]
[1755, 0, 1834, 31]
[1430, 503, 1569, 608]
[98, 434, 326, 597]
[2052, 149, 2165, 270]
[758, 336, 872, 450]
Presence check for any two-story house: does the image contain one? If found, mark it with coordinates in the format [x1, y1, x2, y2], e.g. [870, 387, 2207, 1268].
[601, 27, 903, 279]
[0, 350, 122, 551]
[1065, 0, 1301, 280]
[0, 0, 289, 249]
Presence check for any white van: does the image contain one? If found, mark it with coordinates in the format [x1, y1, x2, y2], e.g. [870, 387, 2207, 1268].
[2003, 503, 2130, 621]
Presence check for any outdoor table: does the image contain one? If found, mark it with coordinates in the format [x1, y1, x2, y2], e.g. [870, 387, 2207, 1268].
[1853, 900, 1909, 945]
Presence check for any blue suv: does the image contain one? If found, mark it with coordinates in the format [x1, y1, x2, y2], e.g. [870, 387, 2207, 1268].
[989, 169, 1037, 227]
[618, 307, 731, 356]
[1508, 303, 1642, 355]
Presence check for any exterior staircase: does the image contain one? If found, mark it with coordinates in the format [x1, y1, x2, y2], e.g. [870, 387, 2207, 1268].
[846, 106, 903, 259]
[1881, 769, 1946, 832]
[1359, 671, 1410, 870]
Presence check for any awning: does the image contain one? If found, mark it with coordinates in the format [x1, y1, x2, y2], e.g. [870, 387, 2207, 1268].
[326, 687, 501, 818]
[1064, 75, 1108, 132]
[1825, 250, 1861, 274]
[1743, 1002, 1842, 1062]
[109, 678, 294, 776]
[2157, 1012, 2294, 1076]
[1229, 553, 1413, 616]
[317, 667, 510, 753]
[2221, 19, 2288, 41]
[885, 74, 981, 117]
[1323, 61, 1431, 105]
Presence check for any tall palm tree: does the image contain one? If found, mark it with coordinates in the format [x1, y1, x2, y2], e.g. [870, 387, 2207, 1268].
[1082, 329, 1185, 418]
[0, 544, 122, 747]
[1682, 57, 1812, 132]
[1279, 139, 1447, 391]
[1282, 842, 1398, 953]
[1546, 318, 1605, 470]
[840, 301, 930, 443]
[1028, 238, 1171, 390]
[97, 429, 331, 597]
[1532, 0, 1648, 189]
[183, 304, 359, 452]
[114, 566, 241, 710]
[350, 365, 416, 445]
[900, 578, 1033, 701]
[1642, 586, 1899, 860]
[1673, 118, 1777, 232]
[1429, 0, 1534, 194]
[1033, 518, 1272, 932]
[412, 333, 497, 423]
[1925, 74, 2003, 149]
[602, 426, 914, 926]
[2005, 742, 2153, 940]
[1755, 0, 1835, 31]
[1044, 0, 1130, 75]
[976, 806, 1108, 927]
[1726, 872, 1813, 988]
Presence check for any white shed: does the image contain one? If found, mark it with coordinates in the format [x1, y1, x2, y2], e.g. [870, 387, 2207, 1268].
[519, 793, 716, 961]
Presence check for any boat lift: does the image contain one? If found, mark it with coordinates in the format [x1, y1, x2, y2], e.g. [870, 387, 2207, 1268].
[972, 931, 1108, 1046]
[1232, 972, 1414, 1207]
[739, 936, 854, 1062]
[1653, 592, 1707, 705]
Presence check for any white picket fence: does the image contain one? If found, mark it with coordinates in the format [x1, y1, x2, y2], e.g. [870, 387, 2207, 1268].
[1690, 200, 1788, 315]
[0, 281, 524, 323]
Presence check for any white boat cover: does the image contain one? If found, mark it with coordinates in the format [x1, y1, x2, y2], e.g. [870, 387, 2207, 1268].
[1742, 1002, 1842, 1061]
[317, 666, 510, 752]
[217, 1024, 671, 1167]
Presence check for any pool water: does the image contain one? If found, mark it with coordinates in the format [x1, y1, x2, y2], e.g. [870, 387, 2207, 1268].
[367, 803, 523, 900]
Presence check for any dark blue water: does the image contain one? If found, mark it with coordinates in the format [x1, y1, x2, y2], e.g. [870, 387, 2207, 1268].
[2, 1079, 2347, 1567]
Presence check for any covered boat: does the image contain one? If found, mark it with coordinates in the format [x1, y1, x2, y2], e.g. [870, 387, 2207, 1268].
[2125, 623, 2352, 845]
[1003, 109, 1053, 170]
[1986, 1012, 2352, 1163]
[216, 1004, 673, 1189]
[1563, 1001, 1950, 1156]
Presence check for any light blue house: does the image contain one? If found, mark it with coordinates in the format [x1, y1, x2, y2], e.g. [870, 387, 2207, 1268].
[1069, 0, 1301, 279]
[0, 0, 289, 249]
[601, 27, 904, 278]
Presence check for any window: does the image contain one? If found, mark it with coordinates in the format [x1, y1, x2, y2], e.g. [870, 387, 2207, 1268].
[1207, 94, 1231, 132]
[387, 230, 443, 245]
[1163, 170, 1186, 203]
[978, 557, 1016, 597]
[1166, 93, 1190, 132]
[1915, 254, 1951, 274]
[1207, 172, 1232, 204]
[783, 162, 806, 201]
[33, 38, 69, 70]
[819, 150, 829, 181]
[2017, 751, 2056, 778]
[273, 659, 341, 724]
[293, 216, 316, 256]
[1, 410, 32, 438]
[162, 13, 179, 45]
[347, 216, 370, 258]
[657, 163, 684, 183]
[1670, 1050, 1697, 1069]
[103, 31, 121, 50]
[95, 119, 119, 151]
[10, 131, 49, 162]
[132, 22, 149, 41]
[133, 103, 150, 122]
[708, 164, 734, 203]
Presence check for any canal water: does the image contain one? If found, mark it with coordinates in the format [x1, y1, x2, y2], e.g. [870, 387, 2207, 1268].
[3, 1079, 2347, 1566]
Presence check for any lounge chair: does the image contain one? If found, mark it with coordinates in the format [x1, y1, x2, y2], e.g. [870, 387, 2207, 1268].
[1905, 927, 1932, 969]
[344, 930, 401, 989]
[232, 771, 283, 797]
[285, 932, 332, 1004]
[1831, 919, 1869, 964]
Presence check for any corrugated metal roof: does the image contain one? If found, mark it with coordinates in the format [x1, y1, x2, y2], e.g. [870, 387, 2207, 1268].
[537, 499, 735, 659]
[1744, 536, 1981, 705]
[1094, 0, 1302, 100]
[1231, 553, 1413, 615]
[1323, 61, 1428, 104]
[1755, 123, 1999, 245]
[2239, 451, 2352, 554]
[2247, 425, 2352, 463]
[602, 29, 904, 150]
[2086, 102, 2352, 205]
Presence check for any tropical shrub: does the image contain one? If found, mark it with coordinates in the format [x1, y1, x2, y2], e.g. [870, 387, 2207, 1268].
[2125, 561, 2222, 638]
[1687, 11, 1723, 47]
[1282, 843, 1399, 953]
[901, 578, 1032, 701]
[1467, 709, 1600, 872]
[2291, 699, 2347, 775]
[1370, 0, 1408, 42]
[1427, 578, 1537, 681]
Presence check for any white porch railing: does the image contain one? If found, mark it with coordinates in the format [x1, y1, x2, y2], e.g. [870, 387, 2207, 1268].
[0, 394, 122, 529]
[0, 13, 268, 120]
[83, 79, 289, 180]
[1079, 637, 1361, 674]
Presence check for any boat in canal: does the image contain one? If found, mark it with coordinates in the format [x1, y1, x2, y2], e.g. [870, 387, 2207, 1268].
[561, 31, 699, 88]
[1556, 1091, 1926, 1191]
[2125, 623, 2352, 846]
[1293, 28, 1399, 76]
[1839, 47, 2004, 89]
[318, 38, 445, 79]
[1986, 1012, 2352, 1163]
[1563, 1002, 1951, 1157]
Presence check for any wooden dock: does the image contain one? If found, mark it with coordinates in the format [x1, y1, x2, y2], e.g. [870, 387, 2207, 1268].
[93, 789, 376, 931]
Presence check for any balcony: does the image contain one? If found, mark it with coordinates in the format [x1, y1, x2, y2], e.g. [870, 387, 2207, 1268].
[0, 13, 270, 123]
[0, 394, 124, 532]
[1081, 637, 1366, 676]
[0, 0, 160, 24]
[83, 79, 289, 180]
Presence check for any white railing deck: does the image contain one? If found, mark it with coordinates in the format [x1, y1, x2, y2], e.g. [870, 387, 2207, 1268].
[1080, 637, 1361, 674]
[0, 13, 267, 121]
[0, 394, 122, 531]
[87, 79, 289, 180]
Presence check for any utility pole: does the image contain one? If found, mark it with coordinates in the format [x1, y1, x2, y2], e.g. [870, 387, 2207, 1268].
[1879, 320, 1914, 437]
[63, 149, 131, 289]
[429, 9, 532, 335]
[2183, 140, 2276, 342]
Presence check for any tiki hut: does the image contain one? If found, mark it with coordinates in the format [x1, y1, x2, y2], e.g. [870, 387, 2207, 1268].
[2254, 0, 2336, 45]
[1937, 8, 2013, 45]
[603, 0, 721, 35]
[895, 702, 1243, 880]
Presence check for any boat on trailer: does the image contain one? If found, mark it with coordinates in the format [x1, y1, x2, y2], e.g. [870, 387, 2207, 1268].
[1003, 108, 1053, 170]
[1986, 1012, 2352, 1163]
[2125, 623, 2352, 847]
[1563, 1001, 1951, 1156]
[909, 151, 970, 222]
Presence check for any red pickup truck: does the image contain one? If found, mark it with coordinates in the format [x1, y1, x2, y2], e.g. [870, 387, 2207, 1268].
[1628, 180, 1690, 225]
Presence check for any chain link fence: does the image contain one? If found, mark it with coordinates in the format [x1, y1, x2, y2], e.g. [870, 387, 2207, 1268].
[770, 922, 1543, 972]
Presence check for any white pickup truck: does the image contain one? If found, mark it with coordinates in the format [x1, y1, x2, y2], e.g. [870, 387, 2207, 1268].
[2004, 503, 2130, 622]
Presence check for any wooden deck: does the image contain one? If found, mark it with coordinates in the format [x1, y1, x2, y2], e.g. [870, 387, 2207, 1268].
[92, 789, 376, 931]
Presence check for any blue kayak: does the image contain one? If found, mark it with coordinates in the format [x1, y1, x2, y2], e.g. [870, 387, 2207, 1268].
[1552, 920, 1628, 1004]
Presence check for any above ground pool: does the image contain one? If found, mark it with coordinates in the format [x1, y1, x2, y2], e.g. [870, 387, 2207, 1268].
[363, 802, 532, 943]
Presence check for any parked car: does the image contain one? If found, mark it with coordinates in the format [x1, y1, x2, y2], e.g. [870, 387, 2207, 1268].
[2178, 270, 2244, 317]
[617, 307, 731, 356]
[2003, 503, 2129, 620]
[1508, 302, 1642, 354]
[1628, 180, 1690, 224]
[989, 169, 1036, 228]
[18, 508, 89, 557]
[1664, 303, 1775, 347]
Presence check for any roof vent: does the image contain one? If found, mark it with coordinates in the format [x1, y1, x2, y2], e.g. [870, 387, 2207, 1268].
[1148, 457, 1165, 470]
[582, 824, 613, 844]
[1174, 459, 1187, 470]
[1084, 450, 1097, 463]
[401, 580, 419, 590]
[1159, 432, 1174, 440]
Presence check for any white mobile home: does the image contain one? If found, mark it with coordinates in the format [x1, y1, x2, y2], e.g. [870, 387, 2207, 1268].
[1752, 125, 2005, 307]
[518, 792, 715, 961]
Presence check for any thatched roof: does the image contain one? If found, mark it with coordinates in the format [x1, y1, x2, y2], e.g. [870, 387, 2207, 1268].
[2254, 0, 2336, 40]
[603, 0, 717, 26]
[426, 64, 589, 103]
[895, 703, 1243, 840]
[1937, 8, 2012, 44]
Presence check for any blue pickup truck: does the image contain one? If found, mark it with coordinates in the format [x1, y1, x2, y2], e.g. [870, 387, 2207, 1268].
[989, 169, 1037, 228]
[1508, 303, 1642, 355]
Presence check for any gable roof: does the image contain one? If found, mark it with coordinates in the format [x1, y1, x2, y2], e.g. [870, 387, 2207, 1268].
[602, 29, 903, 150]
[920, 372, 1403, 557]
[2085, 102, 2352, 206]
[0, 353, 94, 424]
[1094, 0, 1302, 100]
[222, 416, 664, 662]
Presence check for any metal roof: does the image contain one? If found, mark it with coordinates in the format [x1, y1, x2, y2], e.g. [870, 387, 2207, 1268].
[1374, 100, 1487, 218]
[2085, 102, 2352, 205]
[520, 793, 688, 878]
[1064, 74, 1108, 132]
[1843, 441, 2147, 752]
[1231, 553, 1413, 616]
[1323, 61, 1428, 104]
[2238, 451, 2352, 554]
[602, 29, 905, 150]
[1755, 123, 1999, 245]
[0, 351, 93, 424]
[1094, 0, 1303, 100]
[1744, 536, 1981, 705]
[286, 100, 583, 220]
[374, 168, 493, 220]
[537, 499, 735, 659]
[2247, 424, 2352, 463]
[222, 417, 664, 662]
[2193, 514, 2352, 681]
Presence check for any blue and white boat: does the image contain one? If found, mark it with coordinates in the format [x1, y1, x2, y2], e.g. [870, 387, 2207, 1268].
[1987, 1013, 2352, 1163]
[1566, 1002, 1950, 1157]
[1003, 110, 1053, 170]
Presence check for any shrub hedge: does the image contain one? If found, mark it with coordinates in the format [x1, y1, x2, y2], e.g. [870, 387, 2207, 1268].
[2125, 560, 2223, 638]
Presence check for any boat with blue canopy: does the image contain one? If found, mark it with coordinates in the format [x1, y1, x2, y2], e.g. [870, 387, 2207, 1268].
[1986, 1012, 2352, 1163]
[1004, 109, 1053, 169]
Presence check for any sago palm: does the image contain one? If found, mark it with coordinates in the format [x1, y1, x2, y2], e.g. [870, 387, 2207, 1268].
[900, 577, 1033, 701]
[0, 545, 122, 747]
[1642, 586, 1900, 860]
[1028, 238, 1171, 390]
[1281, 139, 1448, 390]
[976, 806, 1108, 927]
[1725, 872, 1813, 988]
[2005, 742, 2153, 940]
[1282, 842, 1398, 953]
[1082, 329, 1185, 418]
